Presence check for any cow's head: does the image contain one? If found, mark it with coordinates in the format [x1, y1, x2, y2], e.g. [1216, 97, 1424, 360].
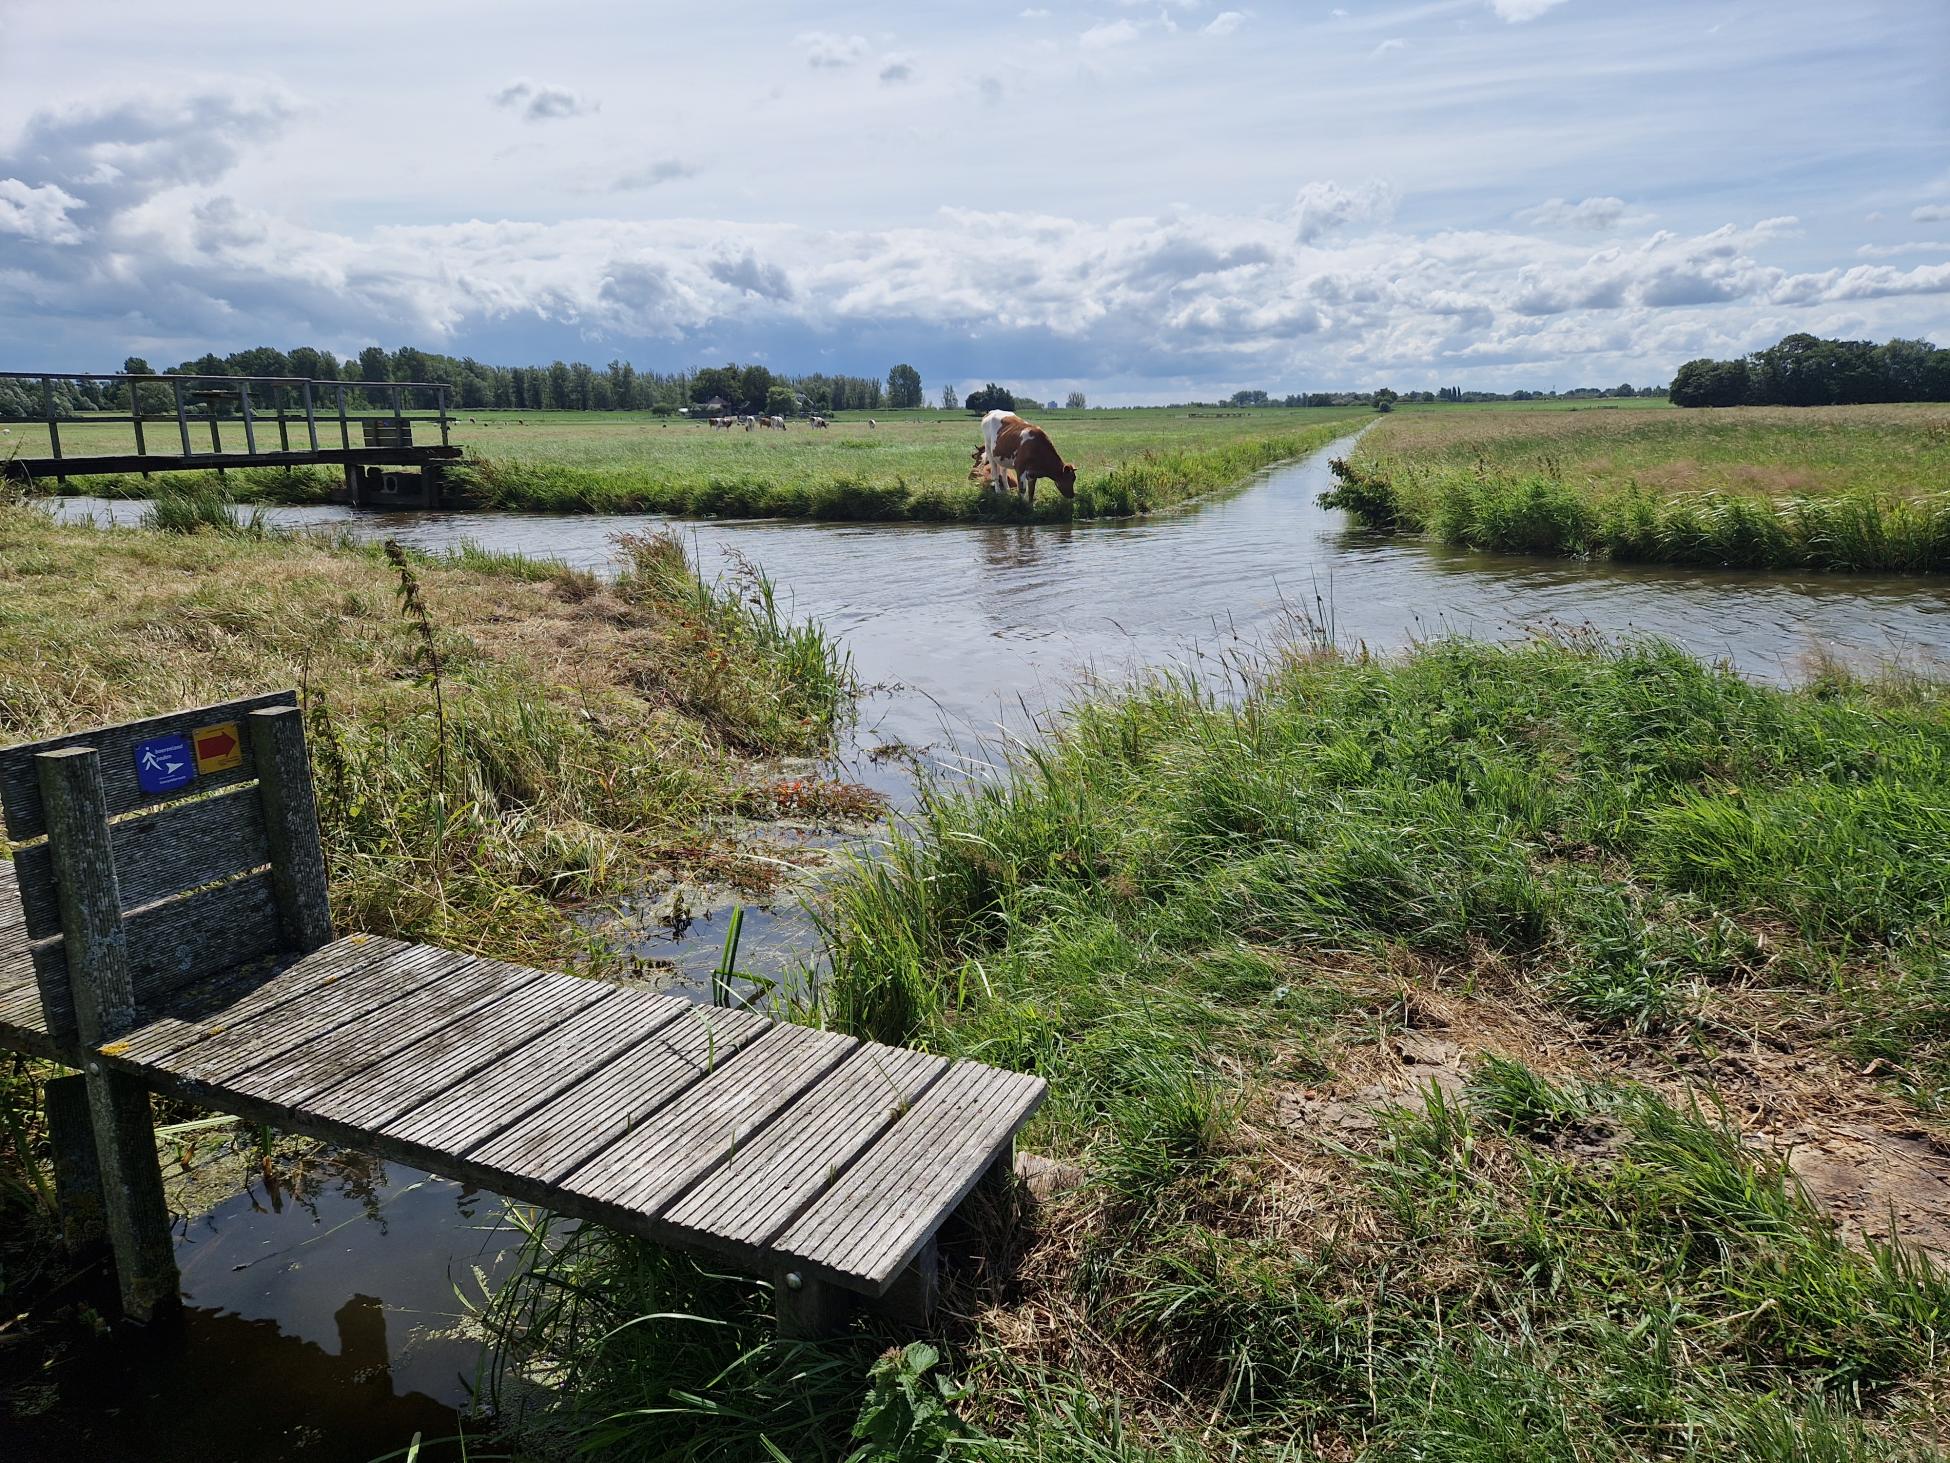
[1056, 462, 1077, 498]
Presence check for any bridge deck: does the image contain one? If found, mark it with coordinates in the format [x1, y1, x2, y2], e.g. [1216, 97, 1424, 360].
[0, 871, 1041, 1298]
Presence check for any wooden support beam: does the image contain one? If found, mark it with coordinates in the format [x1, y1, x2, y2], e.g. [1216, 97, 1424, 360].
[250, 706, 334, 954]
[773, 1264, 854, 1339]
[45, 1073, 105, 1252]
[36, 747, 180, 1321]
[870, 1235, 939, 1329]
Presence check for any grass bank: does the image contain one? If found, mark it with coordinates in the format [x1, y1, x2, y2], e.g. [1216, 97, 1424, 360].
[1326, 402, 1950, 572]
[487, 637, 1950, 1458]
[30, 406, 1368, 521]
[0, 502, 861, 1326]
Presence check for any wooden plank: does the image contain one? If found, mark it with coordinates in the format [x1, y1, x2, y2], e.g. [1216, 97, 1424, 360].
[12, 783, 271, 940]
[773, 1063, 1046, 1292]
[564, 1024, 858, 1216]
[380, 986, 689, 1151]
[0, 691, 295, 839]
[258, 960, 562, 1110]
[465, 1005, 771, 1182]
[217, 951, 517, 1099]
[249, 707, 333, 953]
[302, 968, 610, 1131]
[166, 943, 471, 1086]
[661, 1043, 949, 1259]
[108, 934, 407, 1067]
[0, 445, 463, 483]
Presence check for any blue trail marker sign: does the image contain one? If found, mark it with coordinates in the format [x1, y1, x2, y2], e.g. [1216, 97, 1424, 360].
[134, 733, 196, 795]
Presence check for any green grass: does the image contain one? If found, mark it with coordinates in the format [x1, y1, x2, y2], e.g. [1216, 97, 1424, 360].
[25, 407, 1368, 521]
[1327, 402, 1950, 572]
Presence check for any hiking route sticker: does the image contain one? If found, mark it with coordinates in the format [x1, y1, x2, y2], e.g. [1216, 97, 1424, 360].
[192, 722, 244, 774]
[134, 733, 196, 794]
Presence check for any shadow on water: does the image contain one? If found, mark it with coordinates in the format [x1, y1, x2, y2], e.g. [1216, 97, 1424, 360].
[24, 433, 1950, 1456]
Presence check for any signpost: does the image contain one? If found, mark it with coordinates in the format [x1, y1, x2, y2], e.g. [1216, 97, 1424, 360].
[192, 723, 243, 774]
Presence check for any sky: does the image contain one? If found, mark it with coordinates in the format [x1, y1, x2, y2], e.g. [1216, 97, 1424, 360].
[1, 0, 1947, 403]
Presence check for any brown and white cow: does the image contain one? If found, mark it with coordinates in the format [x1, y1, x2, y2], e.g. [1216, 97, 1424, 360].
[980, 409, 1076, 503]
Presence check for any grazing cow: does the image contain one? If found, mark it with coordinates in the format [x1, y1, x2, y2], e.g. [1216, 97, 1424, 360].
[742, 415, 757, 431]
[769, 415, 788, 430]
[980, 409, 1076, 503]
[867, 418, 878, 429]
[809, 415, 829, 429]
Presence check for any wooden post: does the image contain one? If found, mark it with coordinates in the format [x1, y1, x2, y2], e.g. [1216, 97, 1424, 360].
[250, 706, 334, 954]
[773, 1265, 853, 1339]
[44, 1073, 105, 1252]
[36, 747, 180, 1320]
[872, 1237, 939, 1329]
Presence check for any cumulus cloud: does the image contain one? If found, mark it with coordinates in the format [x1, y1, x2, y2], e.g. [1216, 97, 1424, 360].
[879, 56, 915, 84]
[3, 90, 1945, 393]
[1515, 196, 1640, 231]
[1081, 19, 1143, 49]
[1490, 0, 1570, 20]
[1915, 204, 1950, 222]
[491, 80, 595, 121]
[1292, 180, 1396, 242]
[1203, 11, 1247, 37]
[801, 32, 870, 68]
[610, 159, 694, 191]
[0, 178, 86, 244]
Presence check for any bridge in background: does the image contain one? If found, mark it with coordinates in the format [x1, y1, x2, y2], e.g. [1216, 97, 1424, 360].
[1, 370, 463, 507]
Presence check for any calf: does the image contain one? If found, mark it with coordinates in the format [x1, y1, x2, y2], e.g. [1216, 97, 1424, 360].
[980, 410, 1076, 503]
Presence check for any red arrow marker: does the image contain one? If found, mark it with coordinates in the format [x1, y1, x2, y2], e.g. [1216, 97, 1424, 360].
[196, 729, 238, 760]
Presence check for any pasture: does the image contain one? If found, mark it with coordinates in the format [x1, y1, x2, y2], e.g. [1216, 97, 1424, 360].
[9, 405, 1369, 521]
[1327, 400, 1950, 571]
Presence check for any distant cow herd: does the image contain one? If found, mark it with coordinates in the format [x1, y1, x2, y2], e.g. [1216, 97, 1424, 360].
[698, 405, 1077, 505]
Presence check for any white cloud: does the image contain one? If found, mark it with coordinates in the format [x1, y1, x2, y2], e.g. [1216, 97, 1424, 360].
[1490, 0, 1571, 20]
[0, 178, 86, 244]
[610, 159, 694, 191]
[1020, 6, 1050, 15]
[1857, 240, 1950, 258]
[1292, 179, 1397, 241]
[1203, 11, 1247, 37]
[1371, 37, 1407, 58]
[491, 80, 596, 122]
[1081, 19, 1143, 49]
[1915, 204, 1950, 222]
[799, 32, 871, 69]
[879, 55, 915, 84]
[1515, 196, 1642, 231]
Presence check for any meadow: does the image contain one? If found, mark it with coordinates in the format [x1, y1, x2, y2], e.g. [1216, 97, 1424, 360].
[1325, 401, 1950, 572]
[483, 635, 1950, 1459]
[10, 405, 1369, 522]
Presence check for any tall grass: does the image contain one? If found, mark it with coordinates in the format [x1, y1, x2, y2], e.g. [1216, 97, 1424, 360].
[139, 481, 269, 536]
[1323, 457, 1950, 571]
[794, 637, 1950, 1456]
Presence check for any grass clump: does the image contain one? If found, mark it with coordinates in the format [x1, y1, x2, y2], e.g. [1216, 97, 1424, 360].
[794, 636, 1950, 1457]
[1326, 401, 1950, 572]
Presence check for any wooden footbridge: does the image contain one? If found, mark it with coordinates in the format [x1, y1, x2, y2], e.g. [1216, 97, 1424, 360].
[1, 370, 462, 507]
[0, 693, 1043, 1332]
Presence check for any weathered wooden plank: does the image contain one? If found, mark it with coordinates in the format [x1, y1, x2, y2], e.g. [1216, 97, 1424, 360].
[662, 1043, 949, 1259]
[166, 943, 471, 1086]
[302, 968, 610, 1131]
[254, 959, 555, 1110]
[28, 871, 288, 1037]
[466, 1005, 771, 1182]
[773, 1063, 1046, 1292]
[380, 986, 689, 1152]
[249, 706, 333, 953]
[107, 935, 406, 1067]
[11, 783, 272, 941]
[565, 1024, 858, 1216]
[218, 951, 515, 1099]
[0, 691, 295, 839]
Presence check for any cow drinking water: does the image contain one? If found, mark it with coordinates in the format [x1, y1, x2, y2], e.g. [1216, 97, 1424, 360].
[980, 409, 1076, 504]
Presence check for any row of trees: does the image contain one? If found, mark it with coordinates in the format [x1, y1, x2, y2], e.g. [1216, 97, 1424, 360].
[1671, 333, 1949, 408]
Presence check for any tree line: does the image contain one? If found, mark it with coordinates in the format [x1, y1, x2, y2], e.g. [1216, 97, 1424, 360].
[0, 345, 946, 418]
[1671, 333, 1949, 408]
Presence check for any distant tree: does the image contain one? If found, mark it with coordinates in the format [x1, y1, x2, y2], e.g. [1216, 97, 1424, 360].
[964, 383, 1016, 413]
[1877, 338, 1939, 401]
[358, 346, 390, 384]
[765, 383, 799, 416]
[691, 363, 742, 407]
[1671, 357, 1750, 408]
[1613, 382, 1635, 398]
[1230, 389, 1270, 408]
[739, 364, 774, 412]
[941, 382, 959, 410]
[547, 360, 573, 410]
[1372, 388, 1399, 413]
[1065, 390, 1086, 410]
[887, 363, 923, 409]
